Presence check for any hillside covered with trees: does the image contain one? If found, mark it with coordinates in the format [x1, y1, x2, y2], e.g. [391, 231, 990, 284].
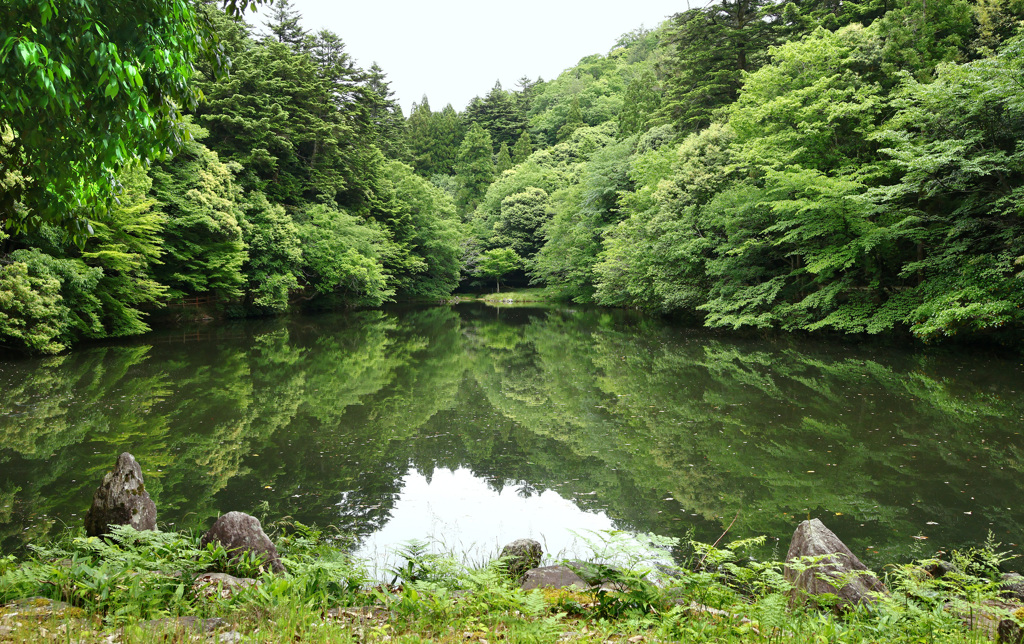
[3, 0, 1024, 353]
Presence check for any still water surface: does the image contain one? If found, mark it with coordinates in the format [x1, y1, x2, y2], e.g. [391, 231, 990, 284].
[1, 304, 1022, 568]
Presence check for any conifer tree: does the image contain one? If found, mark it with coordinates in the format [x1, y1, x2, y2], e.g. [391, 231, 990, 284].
[512, 132, 534, 164]
[657, 1, 782, 133]
[455, 123, 496, 216]
[495, 143, 514, 174]
[264, 0, 307, 46]
[365, 63, 410, 161]
[464, 81, 528, 148]
[407, 98, 464, 177]
[618, 69, 661, 136]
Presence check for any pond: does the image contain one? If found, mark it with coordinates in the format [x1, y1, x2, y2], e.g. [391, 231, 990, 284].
[1, 303, 1022, 570]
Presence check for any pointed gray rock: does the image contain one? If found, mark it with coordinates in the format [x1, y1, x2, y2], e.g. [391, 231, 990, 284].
[201, 512, 285, 573]
[784, 518, 888, 607]
[84, 452, 157, 537]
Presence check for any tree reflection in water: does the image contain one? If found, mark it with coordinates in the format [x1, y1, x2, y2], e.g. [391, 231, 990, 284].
[1, 304, 1022, 569]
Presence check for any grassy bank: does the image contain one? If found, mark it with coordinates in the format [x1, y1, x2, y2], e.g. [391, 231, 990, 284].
[1, 525, 1020, 643]
[476, 288, 560, 305]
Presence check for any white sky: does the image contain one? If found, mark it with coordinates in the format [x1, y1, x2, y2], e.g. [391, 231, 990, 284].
[249, 0, 691, 114]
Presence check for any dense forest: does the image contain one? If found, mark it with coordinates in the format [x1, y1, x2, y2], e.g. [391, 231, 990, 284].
[3, 0, 1024, 353]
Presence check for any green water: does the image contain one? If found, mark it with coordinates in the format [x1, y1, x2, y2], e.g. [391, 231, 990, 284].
[1, 303, 1022, 568]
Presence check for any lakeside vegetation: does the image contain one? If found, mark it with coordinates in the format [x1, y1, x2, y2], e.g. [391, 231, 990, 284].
[3, 0, 1024, 353]
[1, 523, 1022, 643]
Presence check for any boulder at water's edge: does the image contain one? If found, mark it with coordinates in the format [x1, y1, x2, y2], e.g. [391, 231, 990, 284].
[784, 518, 888, 607]
[201, 512, 285, 573]
[84, 452, 157, 537]
[500, 538, 543, 580]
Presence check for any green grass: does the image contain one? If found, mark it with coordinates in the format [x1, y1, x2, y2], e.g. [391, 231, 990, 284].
[477, 288, 559, 304]
[0, 525, 1019, 643]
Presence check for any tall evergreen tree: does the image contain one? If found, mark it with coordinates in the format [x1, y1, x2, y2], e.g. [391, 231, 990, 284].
[406, 98, 464, 177]
[495, 143, 514, 174]
[618, 69, 662, 136]
[365, 63, 410, 161]
[264, 0, 307, 46]
[512, 132, 534, 165]
[464, 81, 528, 149]
[455, 123, 496, 216]
[657, 1, 783, 133]
[556, 95, 585, 141]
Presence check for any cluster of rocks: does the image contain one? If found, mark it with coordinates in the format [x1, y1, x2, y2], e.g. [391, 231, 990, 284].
[84, 452, 284, 575]
[33, 452, 1024, 642]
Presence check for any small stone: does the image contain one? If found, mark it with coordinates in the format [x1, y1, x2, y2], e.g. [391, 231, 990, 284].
[201, 512, 285, 573]
[499, 538, 543, 580]
[1003, 573, 1024, 602]
[137, 616, 228, 634]
[193, 572, 260, 599]
[84, 453, 157, 538]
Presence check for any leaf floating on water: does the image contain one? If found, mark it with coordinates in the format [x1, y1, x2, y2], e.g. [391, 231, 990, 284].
[835, 512, 843, 516]
[806, 470, 815, 473]
[964, 511, 972, 515]
[926, 521, 939, 525]
[912, 535, 929, 540]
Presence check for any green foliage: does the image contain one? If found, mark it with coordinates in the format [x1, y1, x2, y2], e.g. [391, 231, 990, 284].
[455, 123, 496, 215]
[464, 80, 528, 149]
[0, 0, 248, 240]
[0, 258, 66, 353]
[657, 1, 784, 133]
[386, 161, 464, 299]
[263, 0, 307, 45]
[238, 192, 302, 312]
[297, 205, 393, 306]
[475, 248, 522, 293]
[149, 132, 247, 301]
[491, 188, 553, 259]
[407, 98, 465, 177]
[495, 142, 513, 174]
[512, 131, 534, 165]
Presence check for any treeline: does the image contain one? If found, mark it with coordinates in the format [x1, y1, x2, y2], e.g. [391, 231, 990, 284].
[444, 0, 1024, 343]
[3, 0, 1024, 353]
[0, 0, 462, 353]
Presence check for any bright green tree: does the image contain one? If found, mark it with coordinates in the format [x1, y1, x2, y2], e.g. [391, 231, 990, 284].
[618, 69, 661, 136]
[475, 247, 522, 293]
[238, 192, 302, 312]
[149, 133, 247, 301]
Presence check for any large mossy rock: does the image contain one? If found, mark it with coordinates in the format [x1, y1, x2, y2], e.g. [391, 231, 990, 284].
[201, 512, 285, 573]
[499, 538, 543, 580]
[84, 452, 157, 537]
[784, 518, 888, 608]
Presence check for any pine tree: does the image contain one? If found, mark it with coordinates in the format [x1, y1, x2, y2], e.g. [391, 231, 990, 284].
[455, 123, 495, 216]
[264, 0, 307, 46]
[464, 80, 528, 149]
[657, 1, 782, 133]
[365, 63, 409, 161]
[512, 131, 533, 164]
[495, 142, 513, 174]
